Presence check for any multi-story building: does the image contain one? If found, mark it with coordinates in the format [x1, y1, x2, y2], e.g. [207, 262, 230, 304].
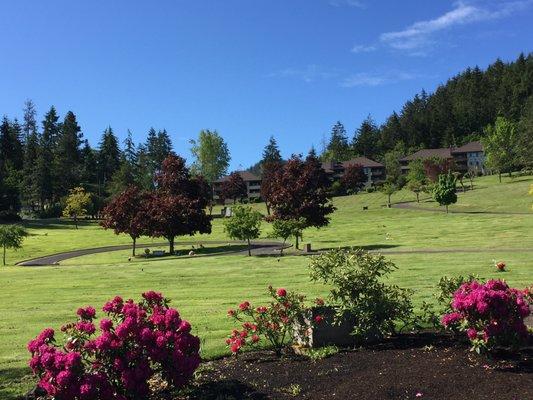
[400, 141, 486, 175]
[321, 156, 385, 187]
[213, 171, 262, 203]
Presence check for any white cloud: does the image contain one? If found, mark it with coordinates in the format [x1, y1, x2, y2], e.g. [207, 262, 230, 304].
[380, 1, 532, 52]
[329, 0, 366, 8]
[351, 44, 377, 53]
[268, 65, 338, 83]
[341, 71, 417, 87]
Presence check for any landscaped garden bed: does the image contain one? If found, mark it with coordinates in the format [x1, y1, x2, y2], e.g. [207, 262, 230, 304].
[178, 333, 532, 400]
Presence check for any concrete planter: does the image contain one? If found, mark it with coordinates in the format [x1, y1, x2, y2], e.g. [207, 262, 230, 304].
[293, 306, 377, 348]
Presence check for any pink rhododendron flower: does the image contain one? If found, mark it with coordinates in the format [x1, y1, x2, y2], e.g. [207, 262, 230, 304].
[276, 288, 287, 297]
[28, 292, 200, 399]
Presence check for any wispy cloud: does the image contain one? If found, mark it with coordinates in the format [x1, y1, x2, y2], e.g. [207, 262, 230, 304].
[268, 65, 338, 83]
[341, 71, 418, 87]
[379, 1, 532, 53]
[351, 44, 376, 53]
[329, 0, 366, 8]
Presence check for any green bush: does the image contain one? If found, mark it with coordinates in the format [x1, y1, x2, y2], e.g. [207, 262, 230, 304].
[309, 248, 414, 342]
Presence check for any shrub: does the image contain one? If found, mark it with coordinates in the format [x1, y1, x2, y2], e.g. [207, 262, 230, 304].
[441, 280, 531, 353]
[226, 286, 323, 357]
[309, 248, 414, 342]
[28, 291, 200, 399]
[0, 210, 21, 223]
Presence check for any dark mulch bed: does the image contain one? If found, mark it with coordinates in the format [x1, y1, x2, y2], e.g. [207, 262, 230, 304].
[178, 333, 532, 400]
[24, 333, 532, 400]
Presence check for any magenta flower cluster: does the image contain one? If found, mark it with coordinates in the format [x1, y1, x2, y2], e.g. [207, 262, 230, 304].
[28, 291, 201, 399]
[441, 279, 531, 351]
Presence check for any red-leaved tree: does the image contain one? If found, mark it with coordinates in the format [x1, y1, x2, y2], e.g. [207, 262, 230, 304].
[147, 155, 211, 254]
[423, 156, 454, 183]
[261, 161, 282, 215]
[101, 186, 149, 256]
[341, 163, 366, 193]
[220, 172, 247, 204]
[268, 153, 335, 248]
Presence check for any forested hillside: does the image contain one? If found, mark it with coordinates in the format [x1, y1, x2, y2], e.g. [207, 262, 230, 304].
[322, 53, 533, 162]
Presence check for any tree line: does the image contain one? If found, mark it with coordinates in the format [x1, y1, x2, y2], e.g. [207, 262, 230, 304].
[318, 53, 532, 164]
[0, 101, 181, 220]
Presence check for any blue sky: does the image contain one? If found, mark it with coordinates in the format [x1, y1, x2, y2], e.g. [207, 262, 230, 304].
[1, 0, 531, 170]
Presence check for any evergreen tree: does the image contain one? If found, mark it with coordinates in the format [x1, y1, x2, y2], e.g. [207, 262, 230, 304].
[322, 121, 352, 161]
[79, 140, 98, 187]
[352, 115, 380, 158]
[97, 127, 121, 192]
[146, 127, 173, 174]
[21, 101, 40, 209]
[261, 136, 282, 165]
[34, 107, 60, 208]
[56, 111, 82, 196]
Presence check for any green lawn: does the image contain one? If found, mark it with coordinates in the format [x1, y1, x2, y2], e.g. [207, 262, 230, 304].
[1, 174, 532, 399]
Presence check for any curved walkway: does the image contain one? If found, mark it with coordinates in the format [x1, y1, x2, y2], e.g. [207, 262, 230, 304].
[392, 202, 533, 215]
[16, 240, 289, 266]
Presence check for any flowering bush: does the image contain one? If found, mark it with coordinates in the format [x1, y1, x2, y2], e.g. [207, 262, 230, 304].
[28, 291, 200, 399]
[441, 280, 531, 353]
[226, 286, 323, 357]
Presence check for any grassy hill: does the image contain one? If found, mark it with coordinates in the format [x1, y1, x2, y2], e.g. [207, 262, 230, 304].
[0, 174, 532, 399]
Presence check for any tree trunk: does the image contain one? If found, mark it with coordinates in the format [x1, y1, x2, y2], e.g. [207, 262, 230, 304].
[416, 193, 419, 203]
[132, 237, 136, 257]
[74, 215, 78, 229]
[508, 171, 512, 178]
[498, 172, 502, 183]
[3, 245, 5, 266]
[388, 194, 391, 208]
[266, 203, 271, 216]
[169, 237, 175, 254]
[446, 205, 449, 214]
[247, 238, 251, 256]
[295, 234, 299, 250]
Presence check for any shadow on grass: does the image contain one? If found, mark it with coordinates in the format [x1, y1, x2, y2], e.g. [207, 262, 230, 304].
[0, 366, 34, 400]
[23, 219, 98, 230]
[130, 244, 250, 263]
[314, 244, 401, 252]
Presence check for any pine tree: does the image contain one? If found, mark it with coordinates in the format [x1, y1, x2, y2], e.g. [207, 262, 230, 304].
[146, 128, 173, 175]
[261, 136, 282, 165]
[322, 121, 351, 161]
[56, 111, 82, 196]
[22, 101, 40, 209]
[352, 115, 380, 158]
[97, 127, 121, 193]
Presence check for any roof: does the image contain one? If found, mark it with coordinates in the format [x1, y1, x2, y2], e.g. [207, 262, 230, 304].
[401, 148, 453, 162]
[453, 141, 483, 154]
[342, 157, 384, 168]
[215, 171, 261, 183]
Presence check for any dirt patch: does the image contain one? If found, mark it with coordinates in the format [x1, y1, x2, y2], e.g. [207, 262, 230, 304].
[178, 333, 532, 400]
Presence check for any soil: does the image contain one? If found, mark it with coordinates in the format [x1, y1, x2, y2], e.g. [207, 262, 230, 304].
[178, 333, 532, 400]
[23, 333, 532, 400]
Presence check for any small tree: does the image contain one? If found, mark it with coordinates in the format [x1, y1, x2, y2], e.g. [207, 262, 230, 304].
[223, 205, 262, 256]
[433, 173, 457, 213]
[381, 182, 397, 208]
[0, 224, 27, 265]
[101, 186, 149, 256]
[482, 117, 520, 182]
[465, 169, 476, 190]
[341, 164, 366, 194]
[220, 172, 247, 204]
[62, 187, 92, 229]
[270, 217, 306, 255]
[268, 154, 335, 249]
[406, 159, 426, 203]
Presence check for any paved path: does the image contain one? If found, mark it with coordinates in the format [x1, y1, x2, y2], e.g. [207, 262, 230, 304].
[16, 240, 289, 266]
[392, 202, 533, 215]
